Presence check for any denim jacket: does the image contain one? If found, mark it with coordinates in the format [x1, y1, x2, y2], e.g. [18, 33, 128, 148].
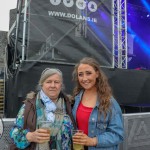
[72, 91, 124, 150]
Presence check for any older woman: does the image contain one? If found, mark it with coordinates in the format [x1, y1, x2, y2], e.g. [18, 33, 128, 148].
[10, 68, 75, 150]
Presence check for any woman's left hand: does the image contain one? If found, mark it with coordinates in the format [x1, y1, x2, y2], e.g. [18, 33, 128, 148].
[72, 132, 97, 146]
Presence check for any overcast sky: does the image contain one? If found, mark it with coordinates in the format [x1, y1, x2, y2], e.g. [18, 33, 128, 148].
[0, 0, 17, 31]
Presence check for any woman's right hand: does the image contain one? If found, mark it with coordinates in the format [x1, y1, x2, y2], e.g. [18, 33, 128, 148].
[26, 129, 50, 143]
[73, 132, 97, 146]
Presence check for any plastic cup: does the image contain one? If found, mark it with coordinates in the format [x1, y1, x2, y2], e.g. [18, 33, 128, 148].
[38, 121, 51, 150]
[38, 121, 51, 134]
[72, 130, 83, 135]
[72, 130, 84, 150]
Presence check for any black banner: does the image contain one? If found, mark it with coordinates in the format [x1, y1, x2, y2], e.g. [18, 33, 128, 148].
[26, 0, 113, 67]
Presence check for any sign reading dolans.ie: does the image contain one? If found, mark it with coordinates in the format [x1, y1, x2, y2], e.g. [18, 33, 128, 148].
[50, 0, 98, 12]
[0, 118, 3, 139]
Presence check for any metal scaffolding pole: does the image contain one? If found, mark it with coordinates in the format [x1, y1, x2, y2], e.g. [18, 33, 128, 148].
[21, 0, 28, 61]
[113, 0, 128, 69]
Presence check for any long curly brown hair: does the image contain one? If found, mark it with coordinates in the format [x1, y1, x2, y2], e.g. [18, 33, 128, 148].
[72, 57, 112, 116]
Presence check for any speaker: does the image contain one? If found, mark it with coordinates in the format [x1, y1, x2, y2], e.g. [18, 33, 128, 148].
[120, 113, 150, 150]
[0, 118, 15, 150]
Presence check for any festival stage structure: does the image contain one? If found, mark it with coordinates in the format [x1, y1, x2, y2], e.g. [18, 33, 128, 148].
[5, 0, 128, 116]
[1, 0, 150, 149]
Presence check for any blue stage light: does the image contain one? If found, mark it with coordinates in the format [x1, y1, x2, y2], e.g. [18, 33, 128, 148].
[128, 27, 150, 55]
[141, 0, 150, 12]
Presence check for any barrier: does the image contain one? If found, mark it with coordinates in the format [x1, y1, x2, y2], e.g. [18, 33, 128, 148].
[120, 113, 150, 150]
[0, 118, 15, 150]
[1, 113, 150, 150]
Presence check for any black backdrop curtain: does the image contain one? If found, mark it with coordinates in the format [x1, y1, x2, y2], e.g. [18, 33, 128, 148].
[5, 61, 150, 117]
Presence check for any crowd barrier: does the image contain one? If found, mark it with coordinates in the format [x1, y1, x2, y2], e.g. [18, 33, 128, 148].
[120, 113, 150, 150]
[0, 113, 150, 150]
[0, 118, 15, 150]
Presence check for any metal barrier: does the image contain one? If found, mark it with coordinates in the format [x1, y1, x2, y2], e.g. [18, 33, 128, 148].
[120, 113, 150, 150]
[1, 113, 150, 150]
[0, 118, 15, 150]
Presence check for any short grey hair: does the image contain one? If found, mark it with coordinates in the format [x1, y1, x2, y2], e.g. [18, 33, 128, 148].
[39, 68, 63, 86]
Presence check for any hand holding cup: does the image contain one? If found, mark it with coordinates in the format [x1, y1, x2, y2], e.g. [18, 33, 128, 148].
[72, 130, 84, 150]
[38, 121, 51, 143]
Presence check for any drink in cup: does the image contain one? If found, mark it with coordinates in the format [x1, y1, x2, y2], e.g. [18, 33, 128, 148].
[38, 121, 51, 150]
[72, 130, 84, 150]
[39, 121, 51, 137]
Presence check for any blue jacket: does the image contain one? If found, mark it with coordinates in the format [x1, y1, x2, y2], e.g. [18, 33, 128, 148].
[72, 91, 124, 150]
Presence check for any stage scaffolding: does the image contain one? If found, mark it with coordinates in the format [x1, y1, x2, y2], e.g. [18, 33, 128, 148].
[8, 0, 128, 69]
[113, 0, 128, 69]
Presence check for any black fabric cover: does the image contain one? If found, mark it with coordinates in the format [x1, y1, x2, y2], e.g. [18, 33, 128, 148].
[5, 61, 150, 117]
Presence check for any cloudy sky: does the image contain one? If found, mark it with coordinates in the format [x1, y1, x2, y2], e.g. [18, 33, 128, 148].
[0, 0, 17, 31]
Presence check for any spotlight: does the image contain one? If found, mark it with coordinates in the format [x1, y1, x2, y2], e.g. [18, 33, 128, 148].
[147, 14, 150, 17]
